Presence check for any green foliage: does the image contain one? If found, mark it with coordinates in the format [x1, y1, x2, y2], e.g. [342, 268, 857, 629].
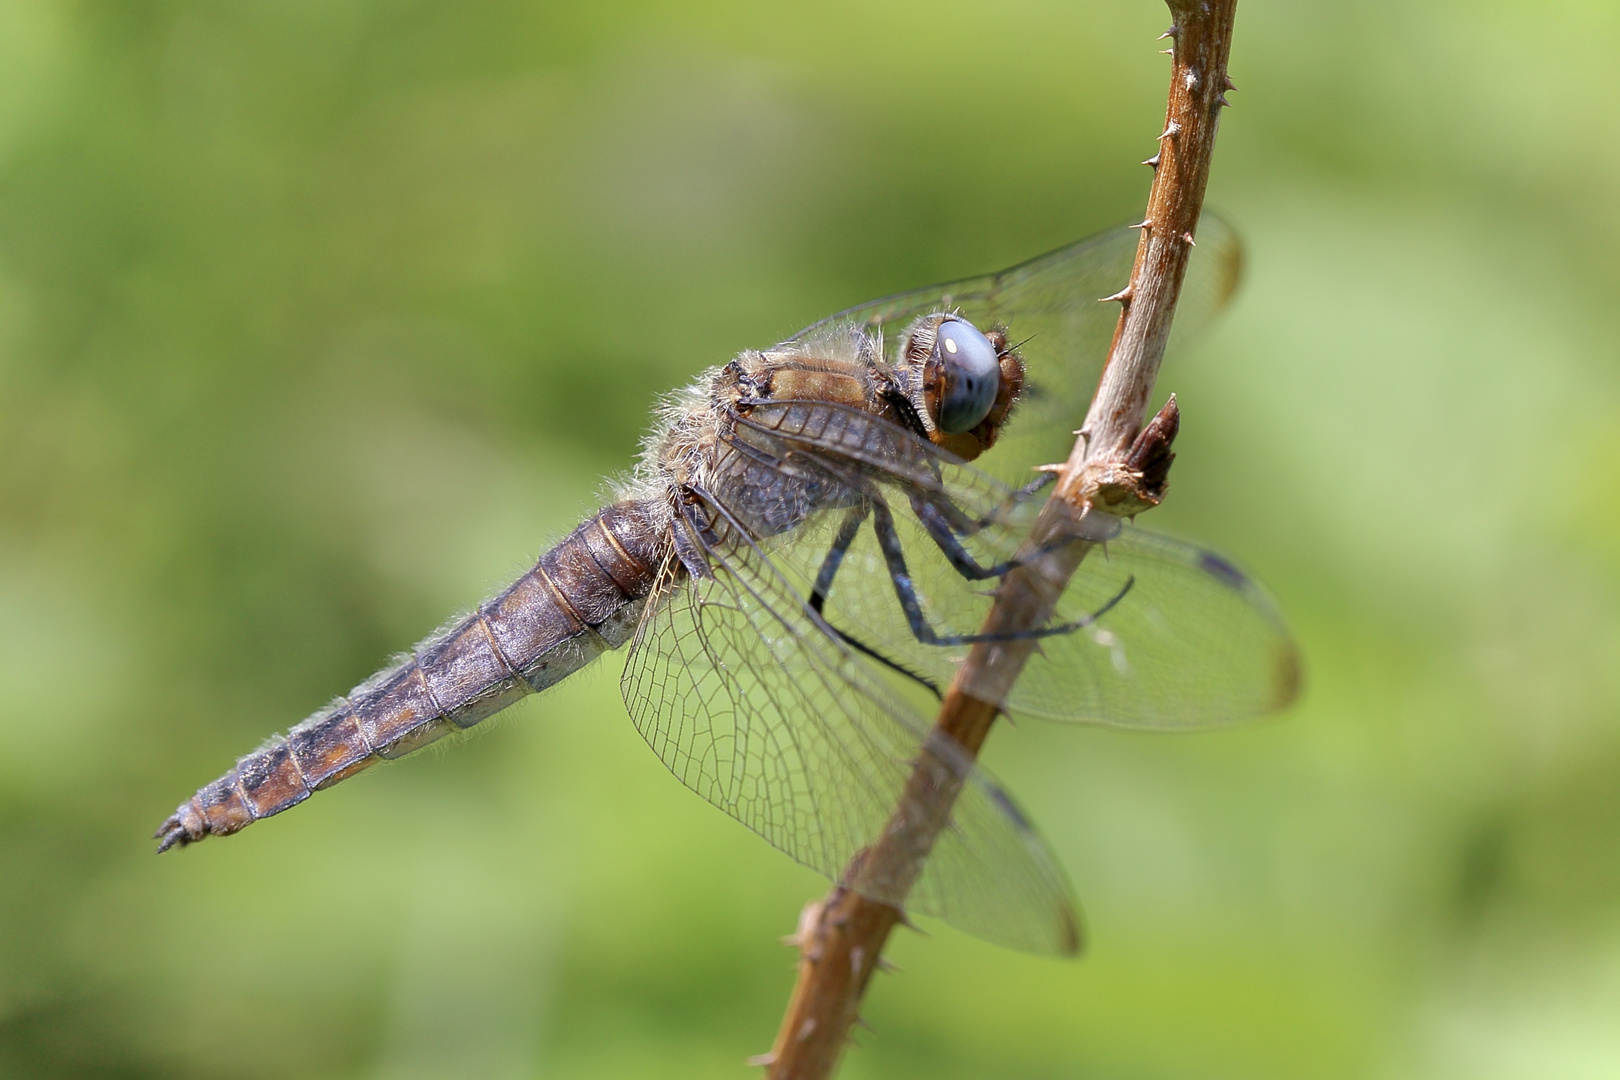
[1, 1, 1617, 1076]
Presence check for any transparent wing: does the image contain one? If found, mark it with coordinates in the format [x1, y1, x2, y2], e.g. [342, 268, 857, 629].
[792, 214, 1243, 486]
[620, 496, 1081, 955]
[812, 509, 1301, 728]
[996, 530, 1301, 726]
[739, 399, 1299, 729]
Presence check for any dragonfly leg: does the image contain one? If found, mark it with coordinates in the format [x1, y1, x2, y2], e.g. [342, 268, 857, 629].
[809, 503, 942, 699]
[1018, 471, 1058, 497]
[871, 497, 1134, 646]
[809, 504, 868, 613]
[908, 488, 1079, 583]
[912, 471, 1054, 540]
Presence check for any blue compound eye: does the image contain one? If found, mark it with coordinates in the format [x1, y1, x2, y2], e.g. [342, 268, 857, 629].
[933, 318, 1001, 433]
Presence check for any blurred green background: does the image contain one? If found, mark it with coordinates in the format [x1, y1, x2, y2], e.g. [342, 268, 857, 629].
[2, 1, 1617, 1077]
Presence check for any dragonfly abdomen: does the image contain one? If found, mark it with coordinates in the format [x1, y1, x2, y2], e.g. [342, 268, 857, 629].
[155, 501, 666, 852]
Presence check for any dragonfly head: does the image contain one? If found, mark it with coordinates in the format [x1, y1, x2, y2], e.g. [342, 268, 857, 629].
[897, 314, 1025, 461]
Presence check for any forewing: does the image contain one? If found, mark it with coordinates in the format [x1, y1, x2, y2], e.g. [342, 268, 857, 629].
[742, 400, 1298, 729]
[620, 500, 1081, 955]
[794, 215, 1243, 485]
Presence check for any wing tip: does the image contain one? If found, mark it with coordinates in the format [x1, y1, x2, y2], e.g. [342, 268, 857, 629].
[1058, 903, 1085, 957]
[1269, 641, 1304, 712]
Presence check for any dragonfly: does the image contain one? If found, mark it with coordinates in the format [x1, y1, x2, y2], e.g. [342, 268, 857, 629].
[156, 215, 1298, 955]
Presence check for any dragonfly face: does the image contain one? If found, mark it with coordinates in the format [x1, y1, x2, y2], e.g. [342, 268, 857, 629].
[158, 216, 1296, 958]
[893, 314, 1025, 460]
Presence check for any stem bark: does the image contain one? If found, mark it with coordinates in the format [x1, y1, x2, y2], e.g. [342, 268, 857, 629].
[761, 4, 1239, 1075]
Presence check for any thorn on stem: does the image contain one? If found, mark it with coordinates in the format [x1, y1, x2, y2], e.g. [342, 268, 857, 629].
[790, 900, 823, 947]
[876, 956, 900, 973]
[1184, 69, 1199, 92]
[1128, 219, 1151, 231]
[1158, 121, 1181, 141]
[1217, 93, 1232, 109]
[1159, 47, 1174, 55]
[1099, 285, 1133, 304]
[1223, 74, 1238, 92]
[1158, 24, 1179, 40]
[745, 1052, 777, 1068]
[1181, 232, 1196, 247]
[1142, 152, 1161, 168]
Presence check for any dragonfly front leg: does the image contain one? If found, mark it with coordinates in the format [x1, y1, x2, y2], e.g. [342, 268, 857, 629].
[909, 497, 1035, 581]
[871, 497, 1134, 647]
[907, 480, 1078, 584]
[915, 471, 1055, 540]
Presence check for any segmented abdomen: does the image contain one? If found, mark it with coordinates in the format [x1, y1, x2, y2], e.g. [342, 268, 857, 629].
[156, 501, 665, 851]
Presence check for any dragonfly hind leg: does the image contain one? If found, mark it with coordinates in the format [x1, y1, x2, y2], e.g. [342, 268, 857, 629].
[809, 504, 942, 699]
[871, 497, 1133, 647]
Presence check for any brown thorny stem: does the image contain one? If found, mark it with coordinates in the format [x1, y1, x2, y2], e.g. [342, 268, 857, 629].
[758, 3, 1240, 1077]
